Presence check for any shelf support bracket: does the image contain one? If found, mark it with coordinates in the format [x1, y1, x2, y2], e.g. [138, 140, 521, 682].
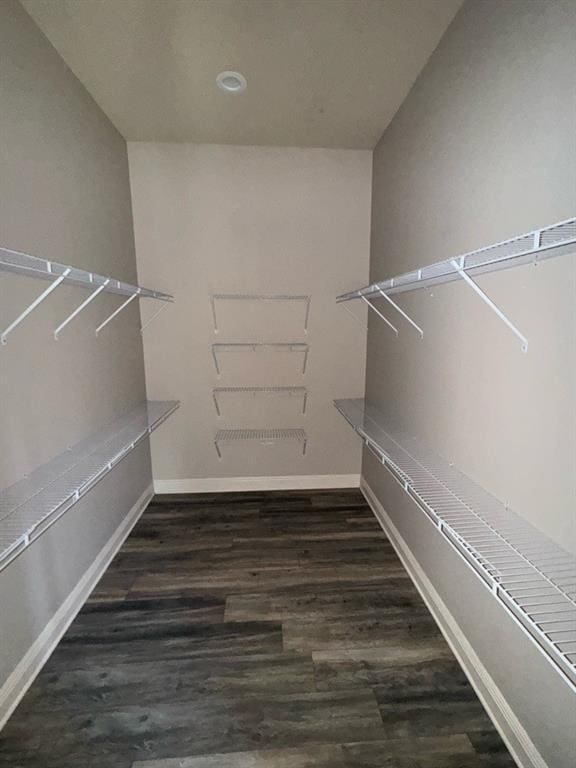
[304, 296, 311, 334]
[377, 289, 424, 338]
[54, 279, 110, 340]
[211, 346, 221, 376]
[95, 289, 140, 336]
[342, 303, 369, 332]
[140, 302, 167, 333]
[1, 268, 71, 345]
[211, 296, 219, 333]
[450, 259, 528, 352]
[361, 296, 399, 337]
[212, 391, 221, 416]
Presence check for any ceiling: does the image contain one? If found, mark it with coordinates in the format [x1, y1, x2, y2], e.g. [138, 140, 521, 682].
[21, 0, 462, 149]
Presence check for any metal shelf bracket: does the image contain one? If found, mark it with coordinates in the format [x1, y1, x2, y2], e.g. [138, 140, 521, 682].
[95, 289, 141, 336]
[377, 289, 424, 338]
[342, 303, 368, 332]
[450, 258, 529, 352]
[54, 278, 110, 340]
[140, 302, 168, 334]
[361, 295, 399, 336]
[1, 267, 72, 345]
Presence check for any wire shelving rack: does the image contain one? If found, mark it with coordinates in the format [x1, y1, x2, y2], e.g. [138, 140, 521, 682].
[211, 342, 309, 376]
[337, 217, 576, 351]
[210, 294, 311, 333]
[0, 400, 179, 572]
[334, 397, 576, 689]
[212, 386, 307, 416]
[0, 245, 173, 343]
[214, 428, 307, 458]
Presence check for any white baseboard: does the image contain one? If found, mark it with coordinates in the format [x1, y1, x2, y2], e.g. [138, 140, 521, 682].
[361, 478, 546, 768]
[0, 483, 153, 732]
[154, 474, 360, 493]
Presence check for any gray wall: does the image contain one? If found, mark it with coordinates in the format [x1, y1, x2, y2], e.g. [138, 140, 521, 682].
[365, 0, 576, 551]
[0, 0, 152, 715]
[129, 143, 370, 486]
[363, 1, 576, 765]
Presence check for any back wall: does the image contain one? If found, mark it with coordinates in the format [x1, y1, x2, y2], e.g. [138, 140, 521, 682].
[128, 143, 371, 490]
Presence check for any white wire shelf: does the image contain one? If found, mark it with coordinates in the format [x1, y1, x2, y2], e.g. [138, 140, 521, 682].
[214, 428, 307, 458]
[211, 343, 309, 376]
[0, 245, 173, 343]
[210, 294, 311, 333]
[335, 398, 576, 688]
[337, 217, 576, 352]
[0, 400, 179, 572]
[212, 386, 307, 416]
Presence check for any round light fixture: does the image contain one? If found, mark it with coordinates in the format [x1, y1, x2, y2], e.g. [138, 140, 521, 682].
[216, 70, 247, 94]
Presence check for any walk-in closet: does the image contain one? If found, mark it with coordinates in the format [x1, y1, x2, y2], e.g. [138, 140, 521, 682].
[1, 1, 574, 767]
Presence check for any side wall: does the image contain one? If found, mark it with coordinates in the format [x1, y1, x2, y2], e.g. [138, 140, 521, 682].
[129, 143, 371, 491]
[0, 1, 153, 725]
[363, 1, 575, 766]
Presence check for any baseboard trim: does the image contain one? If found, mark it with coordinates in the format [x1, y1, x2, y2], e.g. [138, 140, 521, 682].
[154, 475, 361, 493]
[0, 483, 153, 732]
[361, 478, 547, 768]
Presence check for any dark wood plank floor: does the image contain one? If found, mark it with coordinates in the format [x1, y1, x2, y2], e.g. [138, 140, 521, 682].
[0, 489, 516, 768]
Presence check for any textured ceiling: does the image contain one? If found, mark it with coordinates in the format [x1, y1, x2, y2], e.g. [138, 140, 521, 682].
[21, 0, 462, 148]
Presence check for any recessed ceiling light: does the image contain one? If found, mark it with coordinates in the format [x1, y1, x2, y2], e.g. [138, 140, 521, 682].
[216, 71, 247, 94]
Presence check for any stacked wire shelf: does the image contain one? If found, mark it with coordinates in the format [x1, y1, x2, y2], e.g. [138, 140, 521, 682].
[336, 217, 576, 352]
[211, 343, 309, 376]
[0, 245, 173, 343]
[0, 246, 172, 300]
[337, 218, 576, 301]
[212, 386, 307, 416]
[215, 429, 307, 458]
[210, 294, 309, 457]
[211, 294, 311, 333]
[0, 400, 179, 572]
[334, 398, 576, 688]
